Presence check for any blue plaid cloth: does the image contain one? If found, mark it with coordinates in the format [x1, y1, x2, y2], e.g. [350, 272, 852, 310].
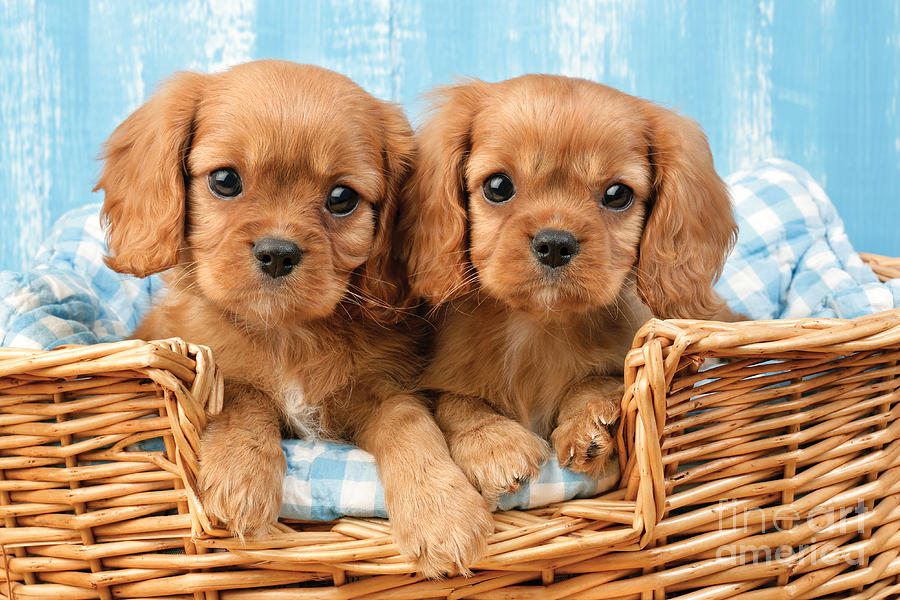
[716, 158, 900, 318]
[1, 158, 898, 520]
[0, 204, 162, 347]
[280, 439, 612, 520]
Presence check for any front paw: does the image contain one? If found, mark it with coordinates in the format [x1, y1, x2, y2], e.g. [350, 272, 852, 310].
[389, 467, 494, 578]
[449, 419, 550, 502]
[550, 393, 620, 478]
[198, 430, 286, 539]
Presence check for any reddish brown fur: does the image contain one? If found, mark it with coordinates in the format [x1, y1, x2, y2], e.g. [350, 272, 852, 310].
[399, 75, 737, 501]
[97, 60, 492, 577]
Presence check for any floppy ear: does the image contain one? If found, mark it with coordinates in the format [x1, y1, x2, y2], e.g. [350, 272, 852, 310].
[354, 101, 417, 320]
[397, 82, 484, 304]
[637, 104, 737, 319]
[96, 71, 207, 277]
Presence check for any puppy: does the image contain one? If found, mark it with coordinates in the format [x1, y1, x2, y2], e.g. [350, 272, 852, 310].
[399, 75, 736, 501]
[96, 60, 493, 577]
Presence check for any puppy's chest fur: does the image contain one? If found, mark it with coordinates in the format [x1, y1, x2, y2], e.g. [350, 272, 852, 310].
[426, 294, 648, 436]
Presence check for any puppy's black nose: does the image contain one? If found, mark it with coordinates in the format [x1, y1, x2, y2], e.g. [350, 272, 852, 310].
[253, 238, 302, 279]
[531, 229, 578, 268]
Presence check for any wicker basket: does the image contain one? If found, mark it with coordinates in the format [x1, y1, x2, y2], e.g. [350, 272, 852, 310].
[1, 255, 899, 599]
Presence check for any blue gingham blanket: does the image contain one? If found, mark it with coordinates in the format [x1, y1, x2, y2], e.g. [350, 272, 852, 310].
[1, 158, 898, 520]
[719, 159, 900, 318]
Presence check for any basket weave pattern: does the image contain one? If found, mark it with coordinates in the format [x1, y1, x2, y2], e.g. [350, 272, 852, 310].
[0, 339, 224, 600]
[615, 309, 900, 599]
[0, 256, 898, 599]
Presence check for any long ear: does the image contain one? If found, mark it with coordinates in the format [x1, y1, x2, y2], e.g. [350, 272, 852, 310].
[355, 101, 417, 320]
[96, 71, 206, 277]
[637, 104, 737, 319]
[397, 82, 484, 304]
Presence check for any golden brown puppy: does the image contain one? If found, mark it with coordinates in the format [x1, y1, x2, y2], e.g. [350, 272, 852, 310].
[97, 60, 492, 577]
[399, 75, 737, 501]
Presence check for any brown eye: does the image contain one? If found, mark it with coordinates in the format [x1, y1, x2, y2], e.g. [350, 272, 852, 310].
[208, 168, 242, 198]
[326, 185, 359, 216]
[601, 183, 633, 211]
[482, 173, 515, 204]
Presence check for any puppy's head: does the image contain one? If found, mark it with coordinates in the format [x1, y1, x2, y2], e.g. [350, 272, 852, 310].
[399, 75, 736, 319]
[97, 60, 414, 324]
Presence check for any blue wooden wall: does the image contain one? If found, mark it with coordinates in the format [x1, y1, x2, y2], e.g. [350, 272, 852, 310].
[1, 0, 898, 272]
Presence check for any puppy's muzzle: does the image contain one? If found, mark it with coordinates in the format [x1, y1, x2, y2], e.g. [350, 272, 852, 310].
[531, 229, 578, 269]
[253, 238, 303, 279]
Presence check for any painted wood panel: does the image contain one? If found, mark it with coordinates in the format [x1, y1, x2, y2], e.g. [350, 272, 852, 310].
[1, 0, 898, 272]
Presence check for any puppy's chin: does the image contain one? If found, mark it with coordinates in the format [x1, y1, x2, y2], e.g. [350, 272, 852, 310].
[239, 285, 347, 325]
[477, 263, 632, 317]
[191, 263, 350, 327]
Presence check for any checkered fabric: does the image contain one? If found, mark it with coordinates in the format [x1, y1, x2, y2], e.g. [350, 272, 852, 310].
[0, 203, 162, 348]
[1, 158, 897, 520]
[280, 439, 615, 520]
[716, 158, 900, 318]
